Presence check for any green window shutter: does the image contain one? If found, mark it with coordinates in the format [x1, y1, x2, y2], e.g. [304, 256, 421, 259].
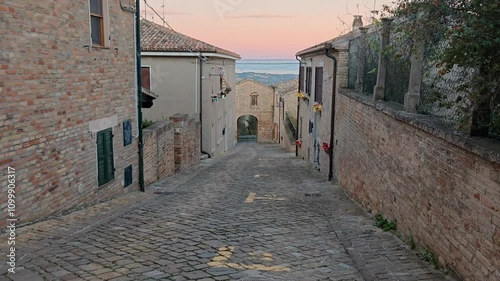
[104, 128, 115, 183]
[97, 130, 106, 186]
[97, 128, 114, 186]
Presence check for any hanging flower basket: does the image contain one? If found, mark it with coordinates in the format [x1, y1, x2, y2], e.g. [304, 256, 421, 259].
[322, 142, 331, 153]
[211, 95, 219, 102]
[297, 92, 308, 101]
[296, 140, 302, 147]
[313, 103, 323, 112]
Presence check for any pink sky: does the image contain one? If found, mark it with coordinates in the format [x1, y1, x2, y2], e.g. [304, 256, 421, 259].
[144, 0, 392, 59]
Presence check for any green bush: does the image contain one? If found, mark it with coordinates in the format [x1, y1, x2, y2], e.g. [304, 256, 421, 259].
[142, 119, 155, 129]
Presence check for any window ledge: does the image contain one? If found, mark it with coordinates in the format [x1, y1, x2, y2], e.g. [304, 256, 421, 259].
[92, 44, 111, 49]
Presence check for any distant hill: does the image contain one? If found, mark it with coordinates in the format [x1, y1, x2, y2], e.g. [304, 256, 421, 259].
[236, 72, 298, 86]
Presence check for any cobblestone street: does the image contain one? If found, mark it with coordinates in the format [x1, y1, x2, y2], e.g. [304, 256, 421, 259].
[1, 144, 451, 281]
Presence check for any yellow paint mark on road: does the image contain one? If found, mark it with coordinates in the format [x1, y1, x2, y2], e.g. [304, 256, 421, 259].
[207, 246, 234, 267]
[208, 246, 291, 272]
[244, 192, 256, 203]
[245, 193, 286, 203]
[249, 252, 274, 262]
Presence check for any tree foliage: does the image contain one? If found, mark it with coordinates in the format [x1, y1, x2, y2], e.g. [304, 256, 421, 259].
[384, 0, 500, 136]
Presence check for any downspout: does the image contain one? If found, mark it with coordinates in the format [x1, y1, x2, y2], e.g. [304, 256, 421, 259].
[278, 97, 285, 143]
[271, 86, 276, 142]
[135, 0, 145, 191]
[198, 55, 211, 157]
[295, 55, 301, 157]
[325, 45, 337, 182]
[278, 97, 281, 144]
[198, 54, 203, 153]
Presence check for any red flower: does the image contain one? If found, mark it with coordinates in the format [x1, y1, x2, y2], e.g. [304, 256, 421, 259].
[296, 140, 302, 147]
[322, 142, 330, 152]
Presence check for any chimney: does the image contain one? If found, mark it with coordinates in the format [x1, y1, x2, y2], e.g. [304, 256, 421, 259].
[352, 15, 363, 31]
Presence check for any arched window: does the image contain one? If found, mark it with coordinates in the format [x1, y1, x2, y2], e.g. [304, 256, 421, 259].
[250, 92, 258, 106]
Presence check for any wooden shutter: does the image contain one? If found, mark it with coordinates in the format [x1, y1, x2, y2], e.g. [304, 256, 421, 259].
[97, 130, 106, 186]
[97, 128, 114, 186]
[298, 66, 304, 92]
[306, 67, 312, 95]
[315, 67, 323, 103]
[141, 67, 150, 90]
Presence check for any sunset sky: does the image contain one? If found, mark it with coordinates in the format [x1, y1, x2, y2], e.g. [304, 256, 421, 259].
[143, 0, 392, 59]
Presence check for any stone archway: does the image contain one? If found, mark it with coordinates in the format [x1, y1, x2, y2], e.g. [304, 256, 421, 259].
[237, 115, 258, 142]
[235, 80, 277, 143]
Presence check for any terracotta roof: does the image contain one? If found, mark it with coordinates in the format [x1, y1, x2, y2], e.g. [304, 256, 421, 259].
[296, 32, 352, 57]
[140, 20, 241, 59]
[296, 25, 378, 56]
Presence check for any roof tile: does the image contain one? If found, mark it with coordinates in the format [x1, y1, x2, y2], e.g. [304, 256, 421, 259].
[141, 19, 240, 59]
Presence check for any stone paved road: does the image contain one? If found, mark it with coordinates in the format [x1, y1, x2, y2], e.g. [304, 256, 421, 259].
[1, 144, 452, 281]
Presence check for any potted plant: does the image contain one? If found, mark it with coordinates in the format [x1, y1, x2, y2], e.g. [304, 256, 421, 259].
[297, 92, 308, 101]
[313, 103, 323, 112]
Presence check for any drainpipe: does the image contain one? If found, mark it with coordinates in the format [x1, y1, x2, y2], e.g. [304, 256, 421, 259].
[271, 86, 276, 142]
[278, 97, 282, 144]
[295, 55, 301, 157]
[325, 45, 337, 182]
[135, 0, 145, 191]
[198, 53, 204, 153]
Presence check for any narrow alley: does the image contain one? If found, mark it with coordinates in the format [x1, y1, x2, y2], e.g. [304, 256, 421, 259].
[1, 144, 450, 281]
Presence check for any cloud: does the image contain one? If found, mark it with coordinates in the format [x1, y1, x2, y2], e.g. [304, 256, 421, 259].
[226, 14, 292, 19]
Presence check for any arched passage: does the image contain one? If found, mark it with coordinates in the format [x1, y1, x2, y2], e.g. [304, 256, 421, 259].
[237, 115, 258, 142]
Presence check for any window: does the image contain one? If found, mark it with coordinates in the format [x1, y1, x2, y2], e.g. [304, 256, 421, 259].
[141, 67, 151, 90]
[251, 94, 258, 106]
[123, 119, 132, 146]
[97, 128, 114, 186]
[305, 67, 312, 95]
[90, 0, 109, 47]
[314, 67, 323, 103]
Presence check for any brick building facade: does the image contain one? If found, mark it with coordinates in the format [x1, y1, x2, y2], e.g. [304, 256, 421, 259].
[235, 80, 277, 143]
[0, 0, 140, 226]
[296, 17, 500, 280]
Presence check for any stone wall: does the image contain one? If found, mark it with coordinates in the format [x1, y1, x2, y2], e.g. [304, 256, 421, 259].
[143, 121, 175, 186]
[0, 0, 138, 227]
[143, 115, 201, 184]
[335, 90, 500, 281]
[170, 114, 201, 172]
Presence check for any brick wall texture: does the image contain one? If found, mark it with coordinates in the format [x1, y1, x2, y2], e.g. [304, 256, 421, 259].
[335, 93, 500, 281]
[0, 0, 139, 227]
[143, 115, 201, 185]
[143, 121, 175, 186]
[235, 80, 276, 143]
[170, 114, 201, 172]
